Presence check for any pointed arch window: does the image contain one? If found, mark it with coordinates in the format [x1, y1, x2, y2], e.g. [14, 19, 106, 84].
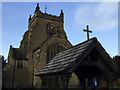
[57, 45, 60, 53]
[17, 62, 19, 68]
[47, 44, 66, 63]
[20, 62, 23, 68]
[17, 61, 23, 69]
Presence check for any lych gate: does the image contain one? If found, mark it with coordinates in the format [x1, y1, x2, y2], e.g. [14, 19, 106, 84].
[35, 37, 118, 89]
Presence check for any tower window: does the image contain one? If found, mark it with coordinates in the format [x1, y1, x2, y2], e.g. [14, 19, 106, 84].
[20, 62, 23, 68]
[17, 62, 19, 68]
[17, 61, 23, 68]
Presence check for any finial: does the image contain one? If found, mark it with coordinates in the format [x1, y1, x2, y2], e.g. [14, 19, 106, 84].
[45, 4, 47, 13]
[37, 3, 39, 7]
[10, 45, 12, 48]
[61, 9, 63, 13]
[60, 9, 64, 17]
[29, 15, 31, 22]
[37, 3, 40, 10]
[35, 3, 40, 13]
[60, 9, 64, 22]
[10, 45, 12, 50]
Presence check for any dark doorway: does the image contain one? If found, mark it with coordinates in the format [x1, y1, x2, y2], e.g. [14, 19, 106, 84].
[74, 65, 102, 88]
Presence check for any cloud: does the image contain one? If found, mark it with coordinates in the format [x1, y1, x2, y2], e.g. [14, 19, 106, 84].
[75, 2, 118, 31]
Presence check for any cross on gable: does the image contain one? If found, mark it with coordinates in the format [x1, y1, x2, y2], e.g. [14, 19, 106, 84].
[83, 25, 92, 40]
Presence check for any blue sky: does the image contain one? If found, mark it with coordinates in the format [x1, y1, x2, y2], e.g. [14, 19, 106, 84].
[1, 2, 119, 59]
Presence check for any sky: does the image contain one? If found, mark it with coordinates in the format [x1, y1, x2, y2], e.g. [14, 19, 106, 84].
[1, 1, 119, 59]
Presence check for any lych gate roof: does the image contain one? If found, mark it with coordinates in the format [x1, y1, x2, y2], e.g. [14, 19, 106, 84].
[36, 37, 99, 76]
[11, 48, 28, 60]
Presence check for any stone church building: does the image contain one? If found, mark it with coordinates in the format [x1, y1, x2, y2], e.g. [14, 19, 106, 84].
[2, 3, 120, 89]
[3, 3, 72, 88]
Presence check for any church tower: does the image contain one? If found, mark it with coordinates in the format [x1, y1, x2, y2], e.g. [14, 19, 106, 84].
[3, 3, 72, 88]
[19, 3, 72, 88]
[3, 3, 119, 89]
[20, 3, 70, 51]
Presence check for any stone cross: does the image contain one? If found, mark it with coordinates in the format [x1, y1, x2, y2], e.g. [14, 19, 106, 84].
[83, 25, 92, 40]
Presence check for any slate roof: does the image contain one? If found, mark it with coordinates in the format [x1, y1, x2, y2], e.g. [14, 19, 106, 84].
[35, 37, 99, 76]
[11, 48, 28, 60]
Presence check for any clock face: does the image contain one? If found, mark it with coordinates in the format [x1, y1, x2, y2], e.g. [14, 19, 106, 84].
[46, 23, 56, 35]
[49, 24, 55, 31]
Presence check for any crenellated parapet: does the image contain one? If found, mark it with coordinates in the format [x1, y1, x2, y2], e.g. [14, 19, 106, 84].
[28, 3, 64, 27]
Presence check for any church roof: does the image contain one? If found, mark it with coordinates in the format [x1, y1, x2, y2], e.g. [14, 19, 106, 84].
[11, 48, 28, 60]
[35, 37, 118, 76]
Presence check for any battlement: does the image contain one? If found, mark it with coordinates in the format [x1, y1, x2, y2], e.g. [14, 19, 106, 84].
[28, 3, 64, 27]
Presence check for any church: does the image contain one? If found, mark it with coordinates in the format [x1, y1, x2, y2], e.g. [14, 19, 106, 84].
[2, 3, 119, 89]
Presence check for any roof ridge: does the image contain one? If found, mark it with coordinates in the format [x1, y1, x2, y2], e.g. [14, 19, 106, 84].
[54, 37, 97, 56]
[36, 37, 98, 75]
[73, 37, 97, 48]
[64, 37, 97, 73]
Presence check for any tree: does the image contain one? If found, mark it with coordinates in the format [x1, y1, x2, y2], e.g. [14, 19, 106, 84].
[113, 55, 120, 69]
[0, 55, 7, 69]
[113, 55, 120, 79]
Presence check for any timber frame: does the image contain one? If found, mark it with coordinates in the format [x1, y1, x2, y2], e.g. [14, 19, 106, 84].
[35, 37, 119, 89]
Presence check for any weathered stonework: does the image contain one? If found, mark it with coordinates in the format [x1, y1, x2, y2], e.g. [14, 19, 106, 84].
[3, 3, 119, 89]
[2, 3, 73, 88]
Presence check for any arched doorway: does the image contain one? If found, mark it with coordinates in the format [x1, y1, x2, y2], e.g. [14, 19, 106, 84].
[74, 65, 102, 88]
[68, 73, 80, 88]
